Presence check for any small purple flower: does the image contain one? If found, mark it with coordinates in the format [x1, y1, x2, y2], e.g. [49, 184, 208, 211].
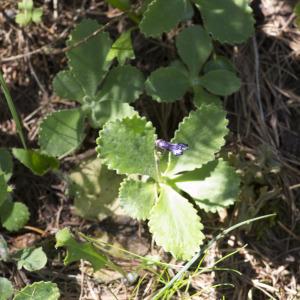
[155, 139, 189, 156]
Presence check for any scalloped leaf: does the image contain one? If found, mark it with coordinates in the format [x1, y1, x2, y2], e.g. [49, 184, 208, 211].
[38, 108, 85, 157]
[139, 0, 193, 37]
[96, 115, 157, 178]
[106, 30, 135, 65]
[168, 105, 228, 175]
[0, 199, 30, 232]
[97, 65, 144, 103]
[0, 277, 13, 300]
[174, 159, 240, 212]
[199, 70, 241, 96]
[53, 70, 86, 103]
[0, 149, 13, 182]
[14, 247, 47, 272]
[0, 175, 8, 208]
[89, 101, 136, 128]
[119, 179, 156, 220]
[67, 19, 112, 96]
[145, 66, 189, 102]
[55, 228, 108, 270]
[69, 157, 122, 220]
[12, 149, 59, 176]
[195, 0, 254, 44]
[149, 184, 205, 260]
[176, 25, 212, 76]
[13, 281, 60, 300]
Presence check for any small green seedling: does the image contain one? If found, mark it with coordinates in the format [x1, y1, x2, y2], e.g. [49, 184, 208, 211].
[16, 0, 43, 27]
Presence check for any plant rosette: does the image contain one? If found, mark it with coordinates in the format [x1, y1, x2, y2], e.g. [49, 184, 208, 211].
[96, 105, 240, 260]
[39, 19, 143, 157]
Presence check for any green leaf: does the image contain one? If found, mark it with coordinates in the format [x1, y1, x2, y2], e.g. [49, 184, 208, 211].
[106, 30, 135, 65]
[0, 235, 9, 262]
[0, 175, 8, 208]
[18, 0, 33, 10]
[0, 277, 13, 300]
[32, 8, 43, 23]
[174, 159, 240, 212]
[15, 11, 32, 27]
[139, 0, 192, 37]
[15, 247, 47, 272]
[55, 228, 108, 270]
[193, 87, 221, 108]
[12, 149, 59, 176]
[13, 281, 60, 300]
[0, 149, 13, 182]
[105, 0, 131, 11]
[203, 56, 236, 74]
[168, 105, 228, 175]
[119, 179, 156, 220]
[0, 200, 30, 232]
[97, 65, 144, 103]
[38, 108, 85, 157]
[67, 19, 112, 96]
[96, 115, 157, 178]
[195, 0, 254, 44]
[53, 70, 86, 103]
[199, 70, 241, 96]
[145, 66, 189, 102]
[176, 25, 212, 75]
[69, 157, 122, 220]
[89, 101, 136, 128]
[149, 184, 205, 260]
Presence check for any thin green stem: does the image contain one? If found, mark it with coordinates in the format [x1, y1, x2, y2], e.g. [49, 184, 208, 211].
[0, 70, 27, 149]
[152, 213, 276, 300]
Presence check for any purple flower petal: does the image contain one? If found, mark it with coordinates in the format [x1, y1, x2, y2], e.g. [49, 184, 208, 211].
[155, 139, 188, 156]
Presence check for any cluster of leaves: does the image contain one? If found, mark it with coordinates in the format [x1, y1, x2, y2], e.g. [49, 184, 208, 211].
[0, 8, 254, 297]
[39, 0, 255, 158]
[40, 0, 255, 260]
[0, 0, 256, 297]
[16, 0, 43, 27]
[0, 235, 59, 300]
[96, 108, 240, 259]
[0, 147, 60, 232]
[38, 19, 143, 157]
